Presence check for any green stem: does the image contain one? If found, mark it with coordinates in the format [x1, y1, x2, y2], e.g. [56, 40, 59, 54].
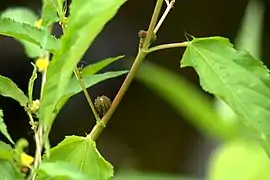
[30, 126, 43, 180]
[146, 41, 190, 53]
[89, 0, 164, 141]
[74, 68, 100, 121]
[143, 0, 164, 49]
[26, 111, 41, 180]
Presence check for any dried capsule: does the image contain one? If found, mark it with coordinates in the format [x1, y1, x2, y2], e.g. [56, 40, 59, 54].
[138, 30, 157, 49]
[94, 95, 111, 117]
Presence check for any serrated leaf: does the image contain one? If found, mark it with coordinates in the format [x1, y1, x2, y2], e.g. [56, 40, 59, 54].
[38, 161, 90, 180]
[41, 0, 65, 27]
[0, 110, 14, 144]
[137, 62, 237, 140]
[180, 36, 270, 136]
[208, 140, 270, 180]
[0, 75, 28, 107]
[44, 136, 114, 180]
[0, 17, 59, 55]
[0, 160, 23, 180]
[0, 141, 14, 161]
[1, 8, 44, 58]
[55, 70, 127, 114]
[39, 0, 126, 131]
[1, 8, 38, 24]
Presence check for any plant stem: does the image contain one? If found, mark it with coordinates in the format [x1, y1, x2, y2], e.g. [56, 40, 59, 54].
[30, 126, 43, 180]
[89, 0, 164, 141]
[143, 0, 164, 49]
[88, 50, 146, 140]
[74, 68, 100, 121]
[154, 0, 175, 34]
[28, 52, 49, 180]
[26, 111, 42, 180]
[146, 42, 190, 53]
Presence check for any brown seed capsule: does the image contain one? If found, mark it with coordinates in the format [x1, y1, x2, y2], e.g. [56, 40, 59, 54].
[94, 95, 111, 117]
[138, 30, 148, 38]
[138, 30, 157, 49]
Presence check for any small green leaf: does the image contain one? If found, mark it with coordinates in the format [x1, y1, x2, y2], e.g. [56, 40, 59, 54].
[180, 36, 270, 136]
[0, 75, 28, 107]
[38, 161, 90, 180]
[0, 141, 14, 161]
[81, 56, 124, 76]
[55, 70, 127, 114]
[0, 110, 14, 144]
[0, 17, 59, 55]
[0, 160, 23, 180]
[41, 0, 65, 27]
[208, 140, 270, 180]
[39, 0, 126, 131]
[137, 62, 237, 140]
[44, 136, 113, 180]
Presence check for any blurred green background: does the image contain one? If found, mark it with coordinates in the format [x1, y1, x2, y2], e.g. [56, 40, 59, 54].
[0, 0, 269, 179]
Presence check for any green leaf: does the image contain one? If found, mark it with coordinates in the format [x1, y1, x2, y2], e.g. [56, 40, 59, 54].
[0, 160, 23, 180]
[136, 62, 237, 140]
[41, 0, 65, 27]
[81, 56, 124, 76]
[39, 0, 126, 131]
[0, 17, 59, 55]
[0, 75, 28, 107]
[38, 161, 90, 180]
[1, 8, 38, 24]
[0, 110, 14, 144]
[208, 139, 270, 180]
[44, 136, 113, 180]
[1, 8, 44, 58]
[55, 70, 127, 114]
[0, 141, 14, 161]
[180, 36, 270, 136]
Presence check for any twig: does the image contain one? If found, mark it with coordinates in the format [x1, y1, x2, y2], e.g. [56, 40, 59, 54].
[74, 68, 100, 121]
[146, 41, 190, 53]
[89, 0, 165, 141]
[154, 0, 175, 34]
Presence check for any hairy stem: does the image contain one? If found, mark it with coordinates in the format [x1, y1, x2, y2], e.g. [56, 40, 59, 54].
[89, 0, 164, 141]
[146, 41, 190, 53]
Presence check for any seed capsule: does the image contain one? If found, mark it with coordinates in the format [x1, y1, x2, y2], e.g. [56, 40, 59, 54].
[94, 95, 111, 117]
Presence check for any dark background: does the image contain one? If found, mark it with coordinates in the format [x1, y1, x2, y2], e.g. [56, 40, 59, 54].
[0, 0, 269, 178]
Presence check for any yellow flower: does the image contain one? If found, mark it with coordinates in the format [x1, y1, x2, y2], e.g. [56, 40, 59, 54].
[30, 99, 40, 113]
[35, 57, 49, 72]
[35, 19, 43, 29]
[20, 153, 34, 167]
